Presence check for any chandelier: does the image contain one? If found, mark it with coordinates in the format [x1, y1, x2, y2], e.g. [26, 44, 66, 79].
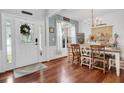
[91, 9, 106, 27]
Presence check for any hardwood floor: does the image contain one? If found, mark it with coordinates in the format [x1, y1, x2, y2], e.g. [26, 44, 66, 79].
[0, 57, 124, 83]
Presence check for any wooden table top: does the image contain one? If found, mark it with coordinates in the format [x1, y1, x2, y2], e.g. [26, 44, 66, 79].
[80, 43, 121, 53]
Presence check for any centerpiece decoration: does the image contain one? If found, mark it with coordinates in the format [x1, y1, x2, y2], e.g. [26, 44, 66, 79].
[90, 34, 96, 42]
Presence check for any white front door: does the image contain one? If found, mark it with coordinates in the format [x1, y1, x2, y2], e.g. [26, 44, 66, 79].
[1, 13, 44, 72]
[14, 18, 39, 68]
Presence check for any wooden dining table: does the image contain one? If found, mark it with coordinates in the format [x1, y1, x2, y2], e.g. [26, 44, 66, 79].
[80, 43, 121, 77]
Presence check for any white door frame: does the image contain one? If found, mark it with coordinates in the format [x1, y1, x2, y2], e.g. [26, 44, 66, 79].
[1, 13, 44, 72]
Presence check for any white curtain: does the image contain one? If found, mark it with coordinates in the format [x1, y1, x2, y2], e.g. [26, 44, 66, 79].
[56, 20, 62, 55]
[70, 24, 76, 43]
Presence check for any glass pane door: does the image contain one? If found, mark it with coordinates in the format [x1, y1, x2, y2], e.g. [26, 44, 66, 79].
[2, 14, 15, 71]
[56, 20, 76, 57]
[4, 18, 15, 71]
[6, 20, 12, 64]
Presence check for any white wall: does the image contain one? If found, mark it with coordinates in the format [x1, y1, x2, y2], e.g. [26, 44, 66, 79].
[45, 10, 62, 61]
[79, 21, 91, 41]
[46, 9, 62, 17]
[0, 14, 2, 71]
[79, 10, 124, 58]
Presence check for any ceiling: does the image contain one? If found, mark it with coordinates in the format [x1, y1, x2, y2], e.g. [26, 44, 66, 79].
[57, 9, 124, 21]
[0, 9, 46, 20]
[1, 9, 124, 21]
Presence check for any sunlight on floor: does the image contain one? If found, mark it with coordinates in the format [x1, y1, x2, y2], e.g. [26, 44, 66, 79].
[6, 76, 13, 83]
[59, 66, 73, 83]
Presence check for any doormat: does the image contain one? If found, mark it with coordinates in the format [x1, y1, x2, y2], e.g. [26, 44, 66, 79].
[13, 63, 48, 78]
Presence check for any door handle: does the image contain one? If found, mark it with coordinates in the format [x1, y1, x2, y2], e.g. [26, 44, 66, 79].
[35, 38, 38, 45]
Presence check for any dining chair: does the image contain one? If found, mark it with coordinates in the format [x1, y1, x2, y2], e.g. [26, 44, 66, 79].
[81, 46, 92, 69]
[71, 44, 81, 64]
[90, 45, 109, 73]
[67, 44, 73, 63]
[108, 48, 120, 70]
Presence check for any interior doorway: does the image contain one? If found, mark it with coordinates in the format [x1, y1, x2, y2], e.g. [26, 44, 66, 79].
[56, 20, 76, 56]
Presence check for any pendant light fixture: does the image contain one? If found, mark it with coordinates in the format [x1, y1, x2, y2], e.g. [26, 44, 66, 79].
[91, 9, 94, 27]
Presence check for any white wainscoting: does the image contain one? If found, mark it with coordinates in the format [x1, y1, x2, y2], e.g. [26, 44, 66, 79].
[0, 50, 3, 72]
[48, 46, 58, 60]
[48, 46, 68, 61]
[0, 50, 1, 63]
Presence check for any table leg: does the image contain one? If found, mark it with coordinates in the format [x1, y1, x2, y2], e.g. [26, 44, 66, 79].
[115, 53, 120, 77]
[108, 59, 112, 70]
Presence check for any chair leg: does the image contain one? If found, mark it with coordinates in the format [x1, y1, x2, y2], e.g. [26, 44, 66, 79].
[89, 59, 92, 69]
[67, 55, 69, 62]
[109, 59, 112, 70]
[103, 62, 106, 73]
[78, 57, 81, 64]
[91, 59, 94, 69]
[80, 59, 83, 66]
[72, 56, 74, 64]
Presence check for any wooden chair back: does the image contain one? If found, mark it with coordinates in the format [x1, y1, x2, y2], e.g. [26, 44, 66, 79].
[71, 44, 80, 56]
[81, 47, 92, 57]
[67, 44, 73, 62]
[90, 45, 105, 60]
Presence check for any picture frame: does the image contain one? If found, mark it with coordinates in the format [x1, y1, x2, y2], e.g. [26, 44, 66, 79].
[76, 33, 85, 44]
[49, 27, 54, 33]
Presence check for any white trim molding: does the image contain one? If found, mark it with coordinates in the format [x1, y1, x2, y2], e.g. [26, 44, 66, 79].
[0, 50, 4, 73]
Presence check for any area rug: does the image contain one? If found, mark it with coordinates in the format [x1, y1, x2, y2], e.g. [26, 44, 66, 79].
[13, 63, 48, 78]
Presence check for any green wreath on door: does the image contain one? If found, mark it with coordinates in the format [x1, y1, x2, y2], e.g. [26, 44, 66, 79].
[20, 24, 31, 36]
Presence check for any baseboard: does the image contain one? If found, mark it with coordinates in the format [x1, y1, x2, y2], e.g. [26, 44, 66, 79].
[46, 56, 67, 62]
